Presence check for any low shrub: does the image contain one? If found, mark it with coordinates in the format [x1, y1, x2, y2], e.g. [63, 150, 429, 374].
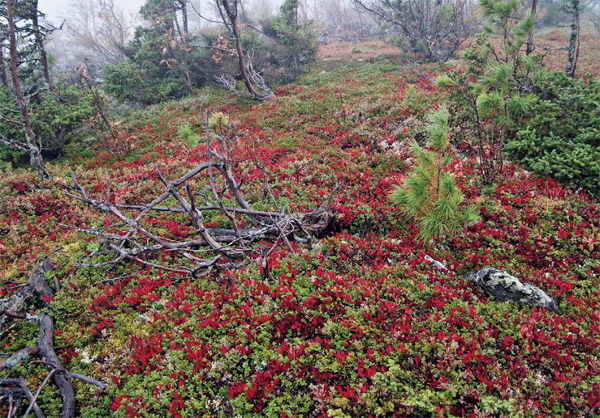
[505, 71, 600, 196]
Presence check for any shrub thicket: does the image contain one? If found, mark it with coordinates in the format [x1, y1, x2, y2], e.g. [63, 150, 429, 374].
[505, 72, 600, 196]
[104, 27, 208, 105]
[0, 80, 95, 168]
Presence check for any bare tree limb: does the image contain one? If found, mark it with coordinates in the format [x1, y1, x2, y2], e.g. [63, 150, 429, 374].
[16, 377, 45, 418]
[0, 347, 40, 372]
[62, 129, 338, 279]
[22, 369, 55, 418]
[66, 373, 106, 390]
[0, 261, 105, 418]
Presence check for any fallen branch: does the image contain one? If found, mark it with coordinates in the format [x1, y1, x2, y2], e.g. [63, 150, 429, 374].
[66, 372, 106, 390]
[63, 118, 338, 279]
[22, 369, 54, 418]
[0, 260, 105, 418]
[0, 347, 40, 372]
[16, 377, 44, 418]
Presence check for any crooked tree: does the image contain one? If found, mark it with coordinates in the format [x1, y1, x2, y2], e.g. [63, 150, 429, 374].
[0, 0, 48, 179]
[351, 0, 475, 61]
[214, 0, 274, 101]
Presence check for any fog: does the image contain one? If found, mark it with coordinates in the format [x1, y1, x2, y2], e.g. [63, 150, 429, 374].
[39, 0, 286, 25]
[39, 0, 146, 24]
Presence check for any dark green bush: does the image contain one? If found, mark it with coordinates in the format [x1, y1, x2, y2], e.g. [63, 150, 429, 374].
[0, 80, 95, 167]
[104, 27, 209, 105]
[505, 72, 600, 196]
[261, 0, 318, 82]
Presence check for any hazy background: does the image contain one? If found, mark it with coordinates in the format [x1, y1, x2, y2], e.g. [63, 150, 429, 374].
[39, 0, 146, 24]
[38, 0, 284, 25]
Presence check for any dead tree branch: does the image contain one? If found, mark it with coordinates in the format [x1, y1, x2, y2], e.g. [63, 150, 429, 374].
[215, 73, 239, 96]
[244, 57, 274, 101]
[213, 0, 273, 101]
[0, 260, 105, 418]
[62, 120, 338, 279]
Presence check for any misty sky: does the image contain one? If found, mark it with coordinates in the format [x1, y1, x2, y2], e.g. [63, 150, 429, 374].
[39, 0, 147, 24]
[38, 0, 281, 25]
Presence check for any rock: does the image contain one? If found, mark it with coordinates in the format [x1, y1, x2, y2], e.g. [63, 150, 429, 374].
[424, 255, 447, 271]
[467, 268, 558, 312]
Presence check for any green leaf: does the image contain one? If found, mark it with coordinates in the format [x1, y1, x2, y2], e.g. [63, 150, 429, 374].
[477, 92, 504, 118]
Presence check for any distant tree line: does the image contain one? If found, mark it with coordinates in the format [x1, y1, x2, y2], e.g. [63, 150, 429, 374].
[0, 0, 318, 173]
[102, 0, 318, 104]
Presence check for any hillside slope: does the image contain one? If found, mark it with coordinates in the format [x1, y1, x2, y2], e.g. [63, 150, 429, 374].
[1, 60, 600, 417]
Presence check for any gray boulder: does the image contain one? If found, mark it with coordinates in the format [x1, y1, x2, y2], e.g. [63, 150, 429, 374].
[467, 268, 558, 312]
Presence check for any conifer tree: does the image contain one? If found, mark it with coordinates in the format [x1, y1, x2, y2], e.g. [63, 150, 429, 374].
[435, 0, 540, 185]
[389, 107, 478, 242]
[267, 0, 317, 81]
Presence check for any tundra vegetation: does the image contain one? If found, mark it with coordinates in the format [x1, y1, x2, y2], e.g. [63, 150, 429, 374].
[1, 0, 600, 417]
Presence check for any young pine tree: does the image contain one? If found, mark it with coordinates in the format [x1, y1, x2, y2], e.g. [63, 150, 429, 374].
[389, 107, 478, 242]
[267, 0, 317, 82]
[435, 0, 541, 185]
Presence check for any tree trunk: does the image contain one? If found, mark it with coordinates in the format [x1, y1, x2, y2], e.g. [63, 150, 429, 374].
[31, 0, 53, 89]
[525, 0, 537, 56]
[181, 0, 189, 35]
[0, 42, 8, 87]
[7, 0, 49, 180]
[566, 0, 580, 78]
[172, 14, 192, 90]
[221, 0, 264, 99]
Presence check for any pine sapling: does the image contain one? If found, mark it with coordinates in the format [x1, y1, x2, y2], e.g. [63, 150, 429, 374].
[389, 107, 478, 242]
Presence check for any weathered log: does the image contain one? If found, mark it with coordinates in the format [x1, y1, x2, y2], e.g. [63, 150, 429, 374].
[38, 314, 75, 418]
[0, 258, 51, 332]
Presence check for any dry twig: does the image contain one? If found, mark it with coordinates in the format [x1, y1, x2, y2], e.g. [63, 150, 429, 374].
[62, 118, 338, 279]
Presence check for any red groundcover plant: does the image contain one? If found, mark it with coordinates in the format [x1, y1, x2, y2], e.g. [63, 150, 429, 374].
[1, 61, 599, 417]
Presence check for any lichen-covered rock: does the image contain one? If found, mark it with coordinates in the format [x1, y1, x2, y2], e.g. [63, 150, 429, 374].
[467, 268, 558, 312]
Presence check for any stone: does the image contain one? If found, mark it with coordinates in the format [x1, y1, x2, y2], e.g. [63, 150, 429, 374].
[467, 268, 558, 312]
[424, 255, 447, 271]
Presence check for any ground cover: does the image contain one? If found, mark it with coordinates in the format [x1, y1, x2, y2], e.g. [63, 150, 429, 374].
[1, 56, 600, 417]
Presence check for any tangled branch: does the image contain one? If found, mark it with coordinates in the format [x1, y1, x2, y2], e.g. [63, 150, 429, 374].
[0, 260, 105, 418]
[63, 116, 337, 279]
